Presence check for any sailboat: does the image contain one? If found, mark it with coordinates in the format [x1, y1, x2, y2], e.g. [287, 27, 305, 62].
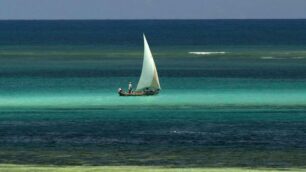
[118, 34, 161, 96]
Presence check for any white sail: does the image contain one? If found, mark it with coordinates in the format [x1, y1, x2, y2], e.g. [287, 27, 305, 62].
[136, 34, 161, 91]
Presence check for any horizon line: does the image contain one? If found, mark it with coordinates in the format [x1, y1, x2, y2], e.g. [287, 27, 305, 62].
[0, 18, 306, 21]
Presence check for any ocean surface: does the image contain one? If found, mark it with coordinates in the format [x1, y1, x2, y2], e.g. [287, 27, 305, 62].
[0, 20, 306, 167]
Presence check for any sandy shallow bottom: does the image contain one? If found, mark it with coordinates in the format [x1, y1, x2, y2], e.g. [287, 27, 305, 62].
[0, 164, 305, 172]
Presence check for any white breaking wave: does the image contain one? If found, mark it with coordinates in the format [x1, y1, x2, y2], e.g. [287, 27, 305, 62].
[260, 56, 285, 60]
[189, 52, 226, 55]
[260, 56, 275, 59]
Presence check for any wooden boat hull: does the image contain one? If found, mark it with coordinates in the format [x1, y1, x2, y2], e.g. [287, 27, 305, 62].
[119, 90, 159, 96]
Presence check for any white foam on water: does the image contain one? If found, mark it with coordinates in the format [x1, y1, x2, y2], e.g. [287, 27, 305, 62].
[189, 52, 226, 55]
[260, 56, 285, 60]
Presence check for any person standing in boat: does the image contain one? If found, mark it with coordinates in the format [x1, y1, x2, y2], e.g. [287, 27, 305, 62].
[128, 82, 133, 93]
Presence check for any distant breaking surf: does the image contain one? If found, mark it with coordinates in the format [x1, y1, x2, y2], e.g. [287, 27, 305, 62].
[189, 52, 226, 55]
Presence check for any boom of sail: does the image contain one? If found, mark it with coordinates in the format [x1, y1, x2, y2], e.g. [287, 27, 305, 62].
[136, 34, 161, 91]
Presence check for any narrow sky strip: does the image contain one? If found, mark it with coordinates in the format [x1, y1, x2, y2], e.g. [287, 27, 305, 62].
[0, 0, 306, 19]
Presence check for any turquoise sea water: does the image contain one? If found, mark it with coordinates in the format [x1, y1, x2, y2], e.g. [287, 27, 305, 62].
[0, 20, 306, 167]
[0, 57, 306, 109]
